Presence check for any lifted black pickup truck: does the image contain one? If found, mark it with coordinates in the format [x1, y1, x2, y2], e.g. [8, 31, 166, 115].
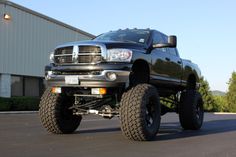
[39, 29, 204, 141]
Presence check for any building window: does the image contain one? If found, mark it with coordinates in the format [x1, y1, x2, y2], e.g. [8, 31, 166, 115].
[11, 76, 23, 96]
[24, 77, 40, 97]
[11, 75, 44, 97]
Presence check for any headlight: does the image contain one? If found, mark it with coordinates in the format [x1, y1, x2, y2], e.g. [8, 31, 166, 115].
[49, 52, 54, 63]
[107, 49, 132, 62]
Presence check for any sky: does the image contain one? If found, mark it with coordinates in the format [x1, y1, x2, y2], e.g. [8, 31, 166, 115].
[10, 0, 236, 92]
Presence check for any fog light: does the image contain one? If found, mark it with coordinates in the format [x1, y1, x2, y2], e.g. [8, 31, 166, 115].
[51, 87, 61, 94]
[91, 88, 107, 95]
[45, 71, 53, 80]
[47, 71, 53, 76]
[99, 88, 107, 95]
[106, 72, 117, 81]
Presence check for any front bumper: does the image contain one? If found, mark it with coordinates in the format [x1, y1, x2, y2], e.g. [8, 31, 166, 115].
[45, 64, 132, 88]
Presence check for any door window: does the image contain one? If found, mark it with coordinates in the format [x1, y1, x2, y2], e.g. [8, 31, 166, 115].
[152, 31, 167, 52]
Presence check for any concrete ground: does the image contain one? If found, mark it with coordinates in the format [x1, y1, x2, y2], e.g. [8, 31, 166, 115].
[0, 112, 236, 157]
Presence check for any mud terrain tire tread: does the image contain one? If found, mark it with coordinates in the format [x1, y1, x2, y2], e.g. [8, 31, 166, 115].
[120, 84, 160, 141]
[39, 88, 81, 134]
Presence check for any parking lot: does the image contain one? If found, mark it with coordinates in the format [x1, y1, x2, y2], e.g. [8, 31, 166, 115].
[0, 112, 236, 157]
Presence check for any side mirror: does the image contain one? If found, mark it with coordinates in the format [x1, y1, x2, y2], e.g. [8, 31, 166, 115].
[153, 35, 177, 48]
[168, 35, 177, 47]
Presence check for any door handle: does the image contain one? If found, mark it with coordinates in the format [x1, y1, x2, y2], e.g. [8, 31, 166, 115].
[165, 57, 170, 61]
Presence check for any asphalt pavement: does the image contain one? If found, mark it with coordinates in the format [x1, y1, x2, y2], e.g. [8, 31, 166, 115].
[0, 112, 236, 157]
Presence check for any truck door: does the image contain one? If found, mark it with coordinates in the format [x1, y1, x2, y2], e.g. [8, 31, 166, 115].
[162, 33, 182, 83]
[150, 31, 182, 85]
[166, 48, 182, 83]
[150, 31, 173, 82]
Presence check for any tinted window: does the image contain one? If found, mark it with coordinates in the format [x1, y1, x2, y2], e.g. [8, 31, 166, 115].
[152, 31, 164, 44]
[11, 76, 23, 96]
[11, 75, 44, 97]
[152, 31, 168, 52]
[161, 34, 168, 43]
[94, 29, 150, 44]
[24, 77, 39, 97]
[168, 48, 178, 56]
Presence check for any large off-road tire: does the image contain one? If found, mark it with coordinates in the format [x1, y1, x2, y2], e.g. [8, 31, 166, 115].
[39, 88, 82, 134]
[179, 90, 204, 130]
[120, 84, 161, 141]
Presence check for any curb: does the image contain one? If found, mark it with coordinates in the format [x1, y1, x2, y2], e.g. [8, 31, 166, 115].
[213, 112, 236, 115]
[0, 111, 38, 114]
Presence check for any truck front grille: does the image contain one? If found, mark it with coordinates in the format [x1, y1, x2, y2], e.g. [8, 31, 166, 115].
[79, 46, 101, 53]
[54, 46, 74, 64]
[54, 45, 102, 64]
[54, 55, 73, 64]
[78, 55, 102, 64]
[78, 46, 102, 64]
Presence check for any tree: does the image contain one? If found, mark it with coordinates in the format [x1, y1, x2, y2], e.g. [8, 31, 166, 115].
[213, 95, 227, 112]
[226, 72, 236, 112]
[198, 77, 218, 111]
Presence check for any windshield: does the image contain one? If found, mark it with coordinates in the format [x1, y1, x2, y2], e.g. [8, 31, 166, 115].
[94, 29, 150, 44]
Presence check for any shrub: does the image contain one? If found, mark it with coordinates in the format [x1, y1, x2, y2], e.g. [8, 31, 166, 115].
[0, 97, 40, 111]
[0, 98, 11, 111]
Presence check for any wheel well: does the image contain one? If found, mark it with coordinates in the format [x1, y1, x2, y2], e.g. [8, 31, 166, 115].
[129, 60, 150, 86]
[187, 74, 197, 89]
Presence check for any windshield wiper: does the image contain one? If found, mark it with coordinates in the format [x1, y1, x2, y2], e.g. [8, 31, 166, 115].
[118, 40, 138, 44]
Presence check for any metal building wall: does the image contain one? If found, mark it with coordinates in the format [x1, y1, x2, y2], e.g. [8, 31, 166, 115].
[0, 2, 93, 77]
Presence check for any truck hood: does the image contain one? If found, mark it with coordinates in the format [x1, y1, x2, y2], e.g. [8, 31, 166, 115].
[55, 40, 147, 50]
